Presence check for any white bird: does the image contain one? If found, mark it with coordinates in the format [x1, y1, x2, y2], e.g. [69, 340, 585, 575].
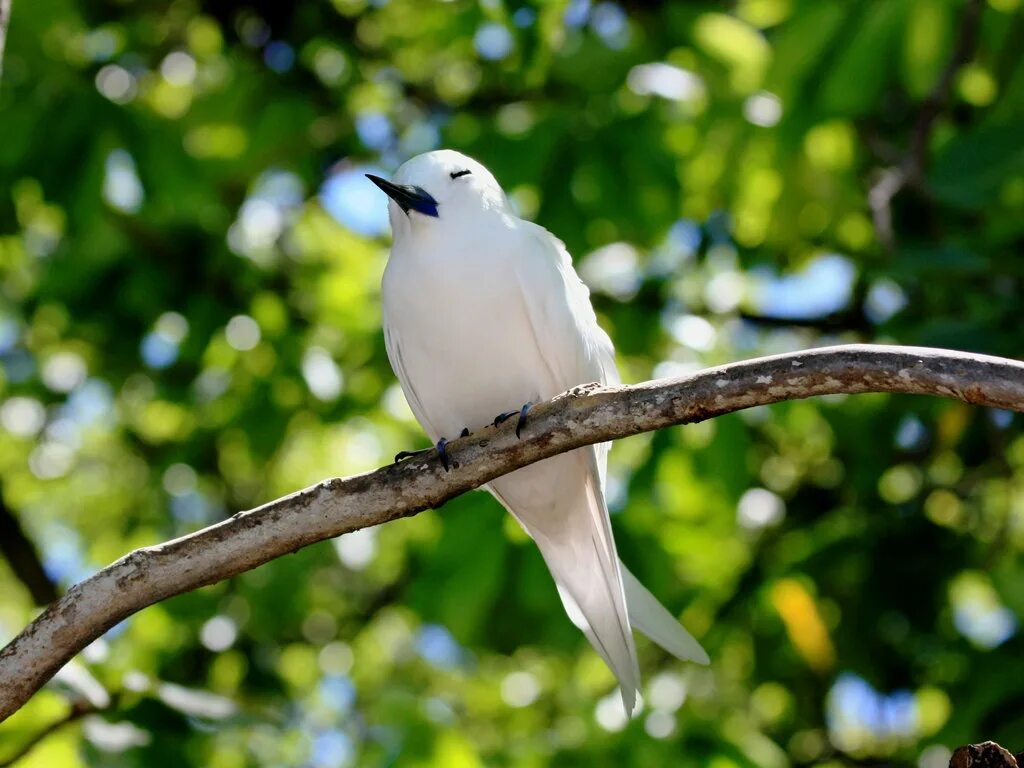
[369, 149, 708, 712]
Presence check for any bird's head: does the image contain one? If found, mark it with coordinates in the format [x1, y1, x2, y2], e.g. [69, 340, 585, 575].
[366, 150, 510, 238]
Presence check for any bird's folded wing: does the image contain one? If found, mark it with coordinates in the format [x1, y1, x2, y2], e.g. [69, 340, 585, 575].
[511, 222, 625, 575]
[502, 223, 642, 708]
[515, 222, 709, 667]
[518, 223, 620, 491]
[517, 222, 620, 392]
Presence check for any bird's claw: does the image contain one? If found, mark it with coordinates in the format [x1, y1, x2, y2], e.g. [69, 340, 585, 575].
[515, 402, 533, 439]
[493, 410, 517, 427]
[493, 403, 533, 439]
[394, 447, 433, 464]
[395, 431, 467, 472]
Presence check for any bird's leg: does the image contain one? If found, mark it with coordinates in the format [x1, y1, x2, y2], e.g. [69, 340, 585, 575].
[493, 402, 534, 439]
[435, 437, 450, 472]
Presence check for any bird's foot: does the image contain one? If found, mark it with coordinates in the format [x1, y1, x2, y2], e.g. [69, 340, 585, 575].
[394, 434, 462, 472]
[493, 402, 533, 439]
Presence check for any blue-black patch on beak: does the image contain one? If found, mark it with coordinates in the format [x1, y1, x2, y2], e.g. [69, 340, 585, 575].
[366, 175, 439, 218]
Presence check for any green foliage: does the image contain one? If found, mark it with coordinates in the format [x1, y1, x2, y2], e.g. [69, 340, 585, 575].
[1, 0, 1022, 765]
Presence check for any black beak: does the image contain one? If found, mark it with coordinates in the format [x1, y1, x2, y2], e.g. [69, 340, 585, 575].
[366, 175, 439, 218]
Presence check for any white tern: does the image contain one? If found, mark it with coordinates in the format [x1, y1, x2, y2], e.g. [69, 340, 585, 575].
[369, 149, 708, 713]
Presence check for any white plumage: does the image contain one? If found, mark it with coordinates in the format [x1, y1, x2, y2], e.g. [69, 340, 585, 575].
[372, 150, 707, 712]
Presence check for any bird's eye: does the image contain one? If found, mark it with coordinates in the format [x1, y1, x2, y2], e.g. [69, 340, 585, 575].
[450, 169, 471, 179]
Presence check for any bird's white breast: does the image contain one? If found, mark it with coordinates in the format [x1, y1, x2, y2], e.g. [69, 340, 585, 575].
[382, 222, 558, 440]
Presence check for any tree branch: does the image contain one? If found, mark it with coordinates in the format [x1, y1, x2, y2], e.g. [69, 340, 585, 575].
[1, 344, 1022, 721]
[0, 699, 98, 767]
[868, 0, 985, 250]
[0, 486, 60, 607]
[909, 0, 986, 177]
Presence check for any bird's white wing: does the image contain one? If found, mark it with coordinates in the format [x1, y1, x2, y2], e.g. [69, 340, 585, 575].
[518, 223, 618, 489]
[517, 223, 619, 392]
[515, 223, 709, 670]
[491, 223, 639, 708]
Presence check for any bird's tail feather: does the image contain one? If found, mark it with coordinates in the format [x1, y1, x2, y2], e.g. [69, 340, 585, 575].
[620, 562, 709, 665]
[544, 539, 640, 713]
[489, 451, 640, 712]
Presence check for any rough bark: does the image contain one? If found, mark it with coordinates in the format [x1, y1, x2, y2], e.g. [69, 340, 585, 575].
[1, 344, 1022, 721]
